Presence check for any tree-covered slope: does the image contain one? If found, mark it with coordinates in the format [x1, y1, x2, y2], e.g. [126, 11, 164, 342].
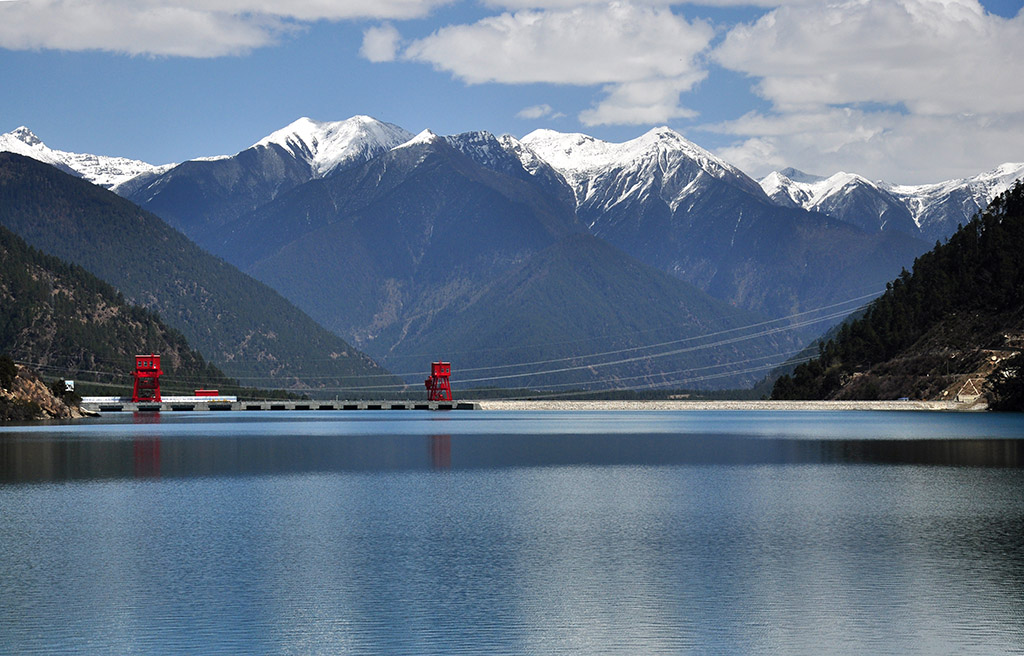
[385, 233, 800, 391]
[0, 152, 396, 392]
[0, 224, 230, 396]
[772, 182, 1024, 406]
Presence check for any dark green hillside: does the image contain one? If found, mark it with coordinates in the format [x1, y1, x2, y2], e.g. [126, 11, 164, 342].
[0, 152, 397, 393]
[383, 233, 799, 391]
[772, 182, 1024, 405]
[0, 224, 230, 395]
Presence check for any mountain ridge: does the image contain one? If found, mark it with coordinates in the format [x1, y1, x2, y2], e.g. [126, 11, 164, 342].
[516, 126, 927, 326]
[760, 163, 1024, 241]
[0, 152, 397, 394]
[219, 132, 586, 347]
[0, 126, 173, 189]
[4, 120, 1019, 245]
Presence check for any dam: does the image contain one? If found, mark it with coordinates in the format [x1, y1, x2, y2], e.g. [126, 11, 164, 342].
[80, 396, 479, 413]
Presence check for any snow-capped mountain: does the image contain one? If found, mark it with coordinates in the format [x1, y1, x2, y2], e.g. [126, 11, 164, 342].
[213, 125, 585, 348]
[519, 127, 924, 325]
[439, 130, 576, 211]
[522, 126, 765, 221]
[761, 169, 917, 236]
[760, 163, 1024, 241]
[1, 117, 931, 385]
[121, 115, 414, 245]
[0, 126, 173, 189]
[886, 163, 1024, 240]
[252, 116, 413, 178]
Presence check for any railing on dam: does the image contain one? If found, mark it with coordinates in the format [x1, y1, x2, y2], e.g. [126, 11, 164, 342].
[80, 398, 480, 413]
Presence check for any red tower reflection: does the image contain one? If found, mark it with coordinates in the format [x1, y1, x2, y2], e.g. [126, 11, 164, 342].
[132, 411, 161, 478]
[430, 434, 451, 470]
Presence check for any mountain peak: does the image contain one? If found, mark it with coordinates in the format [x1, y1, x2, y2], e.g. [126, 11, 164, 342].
[251, 115, 413, 178]
[10, 126, 42, 147]
[522, 126, 742, 182]
[759, 171, 796, 200]
[520, 126, 764, 211]
[639, 125, 690, 145]
[398, 129, 441, 149]
[1, 125, 167, 190]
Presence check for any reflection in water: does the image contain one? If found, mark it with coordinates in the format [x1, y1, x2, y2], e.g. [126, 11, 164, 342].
[132, 438, 161, 479]
[1, 413, 1023, 654]
[132, 412, 161, 479]
[1, 431, 1021, 484]
[130, 411, 162, 425]
[430, 434, 451, 470]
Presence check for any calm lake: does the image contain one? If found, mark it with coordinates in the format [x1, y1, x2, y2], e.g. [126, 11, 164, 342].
[2, 410, 1023, 654]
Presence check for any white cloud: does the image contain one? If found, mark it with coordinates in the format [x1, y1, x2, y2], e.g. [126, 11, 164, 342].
[481, 0, 811, 9]
[580, 76, 705, 125]
[403, 2, 713, 125]
[709, 108, 1024, 184]
[405, 3, 712, 85]
[517, 104, 561, 119]
[360, 23, 402, 62]
[715, 0, 1024, 115]
[0, 0, 449, 57]
[709, 0, 1024, 182]
[173, 0, 449, 21]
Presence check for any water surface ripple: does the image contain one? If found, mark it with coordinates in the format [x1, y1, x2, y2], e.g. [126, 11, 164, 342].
[1, 411, 1022, 654]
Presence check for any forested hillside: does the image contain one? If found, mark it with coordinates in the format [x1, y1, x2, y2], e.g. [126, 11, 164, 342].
[385, 233, 798, 390]
[0, 152, 397, 393]
[772, 182, 1024, 409]
[0, 223, 232, 396]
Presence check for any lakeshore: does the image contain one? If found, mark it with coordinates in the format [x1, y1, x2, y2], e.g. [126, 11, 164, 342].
[476, 399, 988, 411]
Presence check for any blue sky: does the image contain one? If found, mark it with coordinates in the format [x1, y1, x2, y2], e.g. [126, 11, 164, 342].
[1, 0, 1022, 183]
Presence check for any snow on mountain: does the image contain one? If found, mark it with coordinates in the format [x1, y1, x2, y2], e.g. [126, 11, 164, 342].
[394, 128, 440, 150]
[442, 131, 507, 166]
[521, 126, 765, 216]
[760, 170, 813, 209]
[253, 116, 412, 178]
[498, 134, 552, 179]
[759, 169, 916, 235]
[444, 131, 553, 181]
[439, 131, 578, 214]
[760, 163, 1024, 240]
[762, 170, 880, 211]
[884, 162, 1024, 239]
[0, 126, 172, 189]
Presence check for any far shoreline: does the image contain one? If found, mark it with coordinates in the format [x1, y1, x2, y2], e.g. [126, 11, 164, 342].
[475, 399, 989, 412]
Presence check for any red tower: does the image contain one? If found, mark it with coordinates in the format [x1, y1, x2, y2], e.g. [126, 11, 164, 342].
[132, 354, 163, 402]
[424, 361, 453, 401]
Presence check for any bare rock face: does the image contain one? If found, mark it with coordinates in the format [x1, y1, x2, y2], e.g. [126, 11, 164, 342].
[0, 365, 87, 421]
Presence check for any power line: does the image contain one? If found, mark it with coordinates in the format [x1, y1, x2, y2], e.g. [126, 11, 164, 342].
[8, 289, 874, 394]
[212, 290, 878, 384]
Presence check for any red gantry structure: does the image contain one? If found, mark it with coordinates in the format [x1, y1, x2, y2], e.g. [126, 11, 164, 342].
[132, 354, 163, 402]
[425, 361, 453, 402]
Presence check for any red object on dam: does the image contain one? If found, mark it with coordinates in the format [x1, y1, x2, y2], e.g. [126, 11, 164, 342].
[425, 361, 453, 402]
[132, 354, 163, 402]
